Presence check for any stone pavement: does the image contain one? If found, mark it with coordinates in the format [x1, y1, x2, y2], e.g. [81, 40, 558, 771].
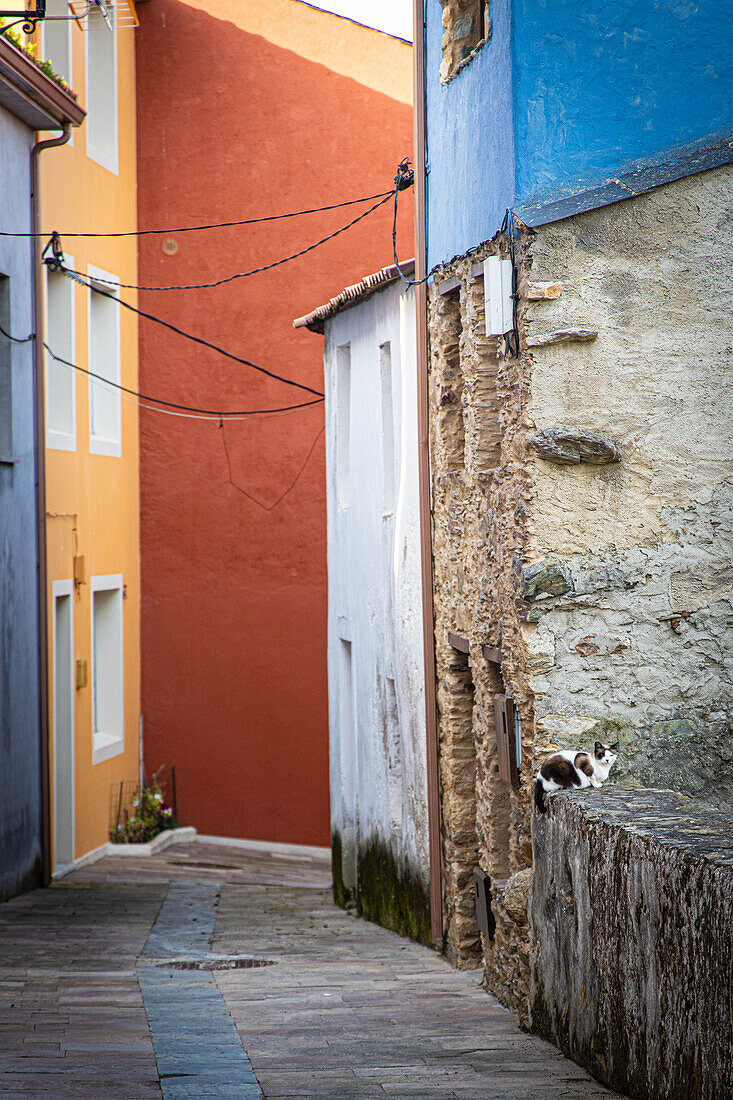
[0, 840, 621, 1099]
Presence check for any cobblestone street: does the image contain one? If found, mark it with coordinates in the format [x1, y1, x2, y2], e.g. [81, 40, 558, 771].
[0, 841, 619, 1099]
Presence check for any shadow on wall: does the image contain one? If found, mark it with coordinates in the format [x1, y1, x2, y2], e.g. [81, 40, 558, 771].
[134, 0, 413, 848]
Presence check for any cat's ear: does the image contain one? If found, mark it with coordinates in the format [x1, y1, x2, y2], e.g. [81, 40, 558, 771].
[594, 741, 603, 754]
[610, 742, 619, 752]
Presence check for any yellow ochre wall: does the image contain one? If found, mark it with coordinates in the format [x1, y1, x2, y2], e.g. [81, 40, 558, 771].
[38, 7, 140, 866]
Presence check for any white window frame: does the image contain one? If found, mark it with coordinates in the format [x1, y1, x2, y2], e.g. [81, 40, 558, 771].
[85, 1, 118, 174]
[87, 264, 121, 457]
[45, 256, 77, 452]
[90, 573, 124, 765]
[52, 579, 76, 867]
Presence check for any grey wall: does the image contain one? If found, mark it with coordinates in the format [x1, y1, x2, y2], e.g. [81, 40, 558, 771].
[523, 164, 733, 805]
[0, 106, 44, 901]
[531, 789, 733, 1099]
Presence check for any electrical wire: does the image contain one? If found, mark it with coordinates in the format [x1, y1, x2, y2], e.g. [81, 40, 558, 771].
[65, 193, 394, 291]
[220, 418, 325, 511]
[391, 160, 434, 288]
[499, 208, 521, 359]
[0, 324, 34, 343]
[0, 190, 394, 239]
[58, 267, 325, 397]
[42, 340, 324, 417]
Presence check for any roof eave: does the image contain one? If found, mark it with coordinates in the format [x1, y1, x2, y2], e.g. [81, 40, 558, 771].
[0, 37, 85, 130]
[294, 259, 416, 333]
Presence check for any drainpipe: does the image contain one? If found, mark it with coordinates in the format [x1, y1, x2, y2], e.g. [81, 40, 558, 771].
[31, 123, 71, 886]
[413, 0, 442, 948]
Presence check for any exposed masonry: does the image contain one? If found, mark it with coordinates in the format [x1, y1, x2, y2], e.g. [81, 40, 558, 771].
[427, 163, 733, 1023]
[429, 238, 535, 1011]
[439, 1, 491, 84]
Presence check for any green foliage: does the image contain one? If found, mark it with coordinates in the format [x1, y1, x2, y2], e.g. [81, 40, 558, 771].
[111, 771, 176, 844]
[0, 19, 77, 99]
[356, 837, 432, 946]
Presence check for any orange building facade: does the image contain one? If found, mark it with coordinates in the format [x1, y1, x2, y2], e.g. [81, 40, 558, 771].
[135, 0, 413, 846]
[39, 1, 142, 869]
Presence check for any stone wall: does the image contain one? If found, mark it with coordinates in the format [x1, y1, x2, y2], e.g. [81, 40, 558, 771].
[525, 164, 733, 799]
[438, 1, 490, 84]
[427, 163, 733, 1022]
[429, 243, 537, 1014]
[531, 790, 733, 1099]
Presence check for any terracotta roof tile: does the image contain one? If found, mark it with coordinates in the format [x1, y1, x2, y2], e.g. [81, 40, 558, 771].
[293, 259, 415, 333]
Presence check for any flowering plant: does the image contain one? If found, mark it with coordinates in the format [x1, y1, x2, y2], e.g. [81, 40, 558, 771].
[0, 20, 77, 99]
[111, 770, 176, 843]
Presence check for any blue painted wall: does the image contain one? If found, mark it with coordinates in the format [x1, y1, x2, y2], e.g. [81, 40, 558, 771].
[425, 0, 733, 267]
[0, 107, 44, 902]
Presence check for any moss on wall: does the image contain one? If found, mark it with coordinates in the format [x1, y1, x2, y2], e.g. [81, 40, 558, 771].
[331, 830, 347, 910]
[356, 836, 432, 946]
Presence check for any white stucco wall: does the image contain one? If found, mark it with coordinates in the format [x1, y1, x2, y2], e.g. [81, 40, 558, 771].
[323, 279, 429, 898]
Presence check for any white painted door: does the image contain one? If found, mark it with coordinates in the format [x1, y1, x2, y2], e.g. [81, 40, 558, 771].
[53, 583, 74, 868]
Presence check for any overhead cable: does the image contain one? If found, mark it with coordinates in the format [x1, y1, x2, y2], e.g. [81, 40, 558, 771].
[40, 340, 324, 418]
[54, 264, 324, 398]
[67, 193, 394, 291]
[220, 419, 325, 511]
[0, 190, 393, 238]
[0, 324, 34, 343]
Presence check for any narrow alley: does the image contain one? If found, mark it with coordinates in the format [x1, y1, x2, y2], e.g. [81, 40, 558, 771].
[0, 841, 618, 1099]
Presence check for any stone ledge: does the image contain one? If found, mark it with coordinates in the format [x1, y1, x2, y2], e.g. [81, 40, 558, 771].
[560, 787, 733, 866]
[530, 787, 733, 1098]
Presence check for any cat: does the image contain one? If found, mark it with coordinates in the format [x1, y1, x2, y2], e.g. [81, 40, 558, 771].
[534, 741, 618, 813]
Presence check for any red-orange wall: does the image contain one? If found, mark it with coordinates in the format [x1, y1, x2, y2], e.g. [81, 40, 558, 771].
[135, 0, 413, 845]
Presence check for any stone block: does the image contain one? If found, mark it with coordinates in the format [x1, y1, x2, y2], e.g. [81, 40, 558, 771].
[528, 428, 620, 466]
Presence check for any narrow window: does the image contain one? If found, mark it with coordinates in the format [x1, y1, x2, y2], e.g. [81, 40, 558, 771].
[88, 270, 121, 456]
[42, 0, 72, 84]
[91, 576, 124, 764]
[336, 344, 351, 509]
[379, 342, 395, 515]
[46, 266, 76, 450]
[0, 275, 12, 462]
[86, 1, 118, 172]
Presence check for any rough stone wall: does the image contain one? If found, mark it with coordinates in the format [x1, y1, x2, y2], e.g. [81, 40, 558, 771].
[531, 790, 733, 1099]
[438, 1, 490, 83]
[428, 163, 733, 1022]
[429, 243, 537, 1013]
[525, 165, 733, 801]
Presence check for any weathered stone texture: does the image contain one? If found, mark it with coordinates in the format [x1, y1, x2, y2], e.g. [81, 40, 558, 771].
[531, 790, 733, 1099]
[427, 164, 733, 1037]
[429, 239, 537, 1012]
[439, 1, 490, 84]
[525, 166, 733, 802]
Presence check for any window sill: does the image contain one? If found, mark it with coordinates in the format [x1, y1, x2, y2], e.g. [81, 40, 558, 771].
[47, 430, 76, 453]
[92, 731, 123, 765]
[89, 436, 121, 458]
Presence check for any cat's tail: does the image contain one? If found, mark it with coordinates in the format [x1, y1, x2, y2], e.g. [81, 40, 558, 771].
[534, 779, 547, 814]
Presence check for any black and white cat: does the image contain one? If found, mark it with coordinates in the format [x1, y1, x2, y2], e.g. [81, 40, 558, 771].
[534, 741, 618, 813]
